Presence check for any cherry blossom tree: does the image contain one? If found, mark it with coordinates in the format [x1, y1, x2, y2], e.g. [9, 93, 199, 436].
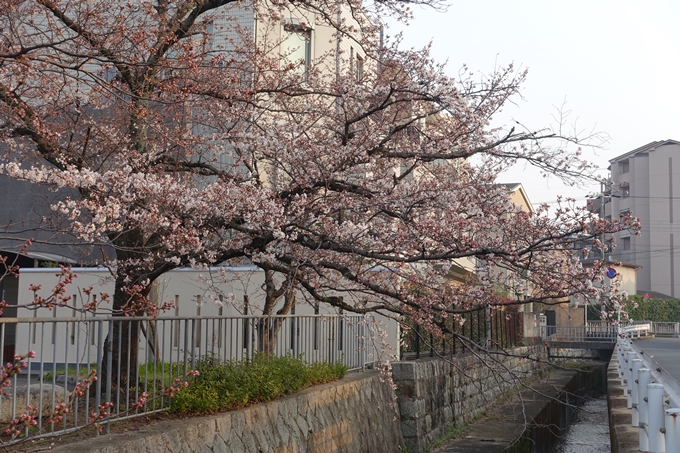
[0, 0, 638, 376]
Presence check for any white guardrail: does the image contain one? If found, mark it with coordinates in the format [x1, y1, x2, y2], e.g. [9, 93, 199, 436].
[617, 334, 680, 453]
[623, 322, 652, 338]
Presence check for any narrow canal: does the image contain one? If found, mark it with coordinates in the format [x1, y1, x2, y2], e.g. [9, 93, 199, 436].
[556, 396, 610, 453]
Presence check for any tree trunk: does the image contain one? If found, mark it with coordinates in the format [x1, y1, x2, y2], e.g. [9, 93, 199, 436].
[257, 270, 296, 355]
[100, 272, 141, 398]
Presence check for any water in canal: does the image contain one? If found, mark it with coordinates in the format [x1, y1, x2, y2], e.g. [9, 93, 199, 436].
[556, 396, 610, 453]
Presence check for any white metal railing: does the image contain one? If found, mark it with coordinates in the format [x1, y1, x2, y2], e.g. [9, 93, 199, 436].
[0, 314, 380, 446]
[540, 325, 618, 342]
[586, 320, 610, 328]
[540, 323, 654, 342]
[650, 322, 680, 336]
[616, 336, 680, 452]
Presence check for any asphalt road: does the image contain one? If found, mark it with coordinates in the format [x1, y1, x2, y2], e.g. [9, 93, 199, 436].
[634, 337, 680, 379]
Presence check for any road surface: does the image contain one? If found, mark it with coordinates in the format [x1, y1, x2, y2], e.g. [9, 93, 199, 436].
[634, 337, 680, 380]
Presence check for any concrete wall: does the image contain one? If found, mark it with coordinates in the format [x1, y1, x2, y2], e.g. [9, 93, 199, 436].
[521, 311, 541, 338]
[555, 304, 585, 327]
[50, 370, 405, 453]
[391, 345, 548, 453]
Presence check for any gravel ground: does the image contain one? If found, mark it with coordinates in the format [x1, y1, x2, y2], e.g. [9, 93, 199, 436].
[556, 397, 610, 453]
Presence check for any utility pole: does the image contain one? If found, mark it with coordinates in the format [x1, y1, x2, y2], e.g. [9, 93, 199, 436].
[601, 181, 606, 260]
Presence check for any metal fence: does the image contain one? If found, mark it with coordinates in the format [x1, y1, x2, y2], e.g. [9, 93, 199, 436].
[540, 325, 619, 342]
[649, 321, 680, 336]
[588, 320, 680, 337]
[0, 314, 378, 445]
[400, 309, 522, 359]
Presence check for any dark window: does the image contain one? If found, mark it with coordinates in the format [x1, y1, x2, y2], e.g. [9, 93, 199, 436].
[621, 183, 630, 199]
[619, 159, 630, 174]
[622, 237, 631, 250]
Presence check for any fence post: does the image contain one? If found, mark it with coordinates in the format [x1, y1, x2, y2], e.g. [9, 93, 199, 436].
[631, 359, 643, 426]
[620, 347, 631, 388]
[626, 351, 637, 408]
[105, 319, 114, 434]
[95, 319, 104, 420]
[639, 368, 651, 452]
[648, 383, 665, 453]
[415, 325, 421, 359]
[665, 408, 680, 453]
[617, 343, 627, 380]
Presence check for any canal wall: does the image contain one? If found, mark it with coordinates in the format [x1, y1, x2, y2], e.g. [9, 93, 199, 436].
[391, 346, 549, 453]
[428, 362, 607, 452]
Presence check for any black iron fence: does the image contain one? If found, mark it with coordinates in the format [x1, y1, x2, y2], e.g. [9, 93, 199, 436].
[400, 308, 522, 359]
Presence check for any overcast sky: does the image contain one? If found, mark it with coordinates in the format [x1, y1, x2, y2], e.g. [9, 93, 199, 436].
[387, 0, 680, 208]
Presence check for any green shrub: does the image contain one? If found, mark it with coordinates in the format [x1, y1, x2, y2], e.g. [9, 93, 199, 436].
[170, 353, 347, 414]
[625, 296, 680, 322]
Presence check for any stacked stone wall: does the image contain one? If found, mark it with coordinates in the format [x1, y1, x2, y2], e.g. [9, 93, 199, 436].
[50, 371, 405, 453]
[391, 345, 548, 452]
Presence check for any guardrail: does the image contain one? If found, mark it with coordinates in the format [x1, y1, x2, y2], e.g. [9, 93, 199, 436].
[623, 322, 652, 338]
[0, 314, 380, 446]
[616, 336, 680, 452]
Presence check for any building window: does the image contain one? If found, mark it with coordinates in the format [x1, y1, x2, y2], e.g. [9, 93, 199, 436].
[282, 23, 311, 77]
[619, 159, 629, 174]
[621, 183, 630, 199]
[622, 236, 631, 251]
[356, 55, 364, 81]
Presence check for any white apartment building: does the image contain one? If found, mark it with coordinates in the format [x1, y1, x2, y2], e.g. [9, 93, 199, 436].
[606, 139, 680, 298]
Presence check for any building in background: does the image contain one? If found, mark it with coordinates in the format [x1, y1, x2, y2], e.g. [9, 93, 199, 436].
[606, 139, 680, 298]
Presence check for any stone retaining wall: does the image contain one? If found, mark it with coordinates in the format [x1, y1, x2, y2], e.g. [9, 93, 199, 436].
[549, 347, 612, 360]
[50, 371, 405, 453]
[391, 346, 548, 453]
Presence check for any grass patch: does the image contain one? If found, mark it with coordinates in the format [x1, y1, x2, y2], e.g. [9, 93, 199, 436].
[170, 353, 347, 413]
[42, 364, 94, 381]
[44, 362, 193, 388]
[425, 424, 469, 452]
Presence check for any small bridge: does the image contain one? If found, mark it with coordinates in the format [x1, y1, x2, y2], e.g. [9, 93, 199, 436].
[540, 323, 652, 359]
